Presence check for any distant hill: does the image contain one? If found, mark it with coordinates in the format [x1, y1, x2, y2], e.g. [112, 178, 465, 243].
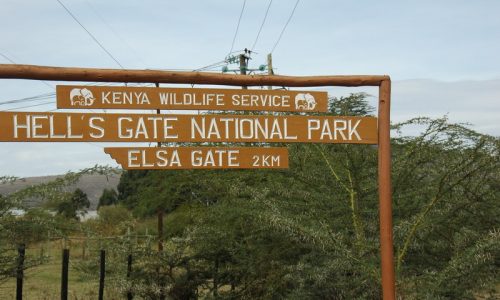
[0, 173, 121, 210]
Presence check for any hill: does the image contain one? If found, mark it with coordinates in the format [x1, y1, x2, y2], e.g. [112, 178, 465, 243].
[0, 173, 121, 210]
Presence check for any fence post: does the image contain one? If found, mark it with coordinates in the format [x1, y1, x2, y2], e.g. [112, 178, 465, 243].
[61, 248, 69, 300]
[127, 254, 133, 300]
[46, 232, 51, 258]
[82, 238, 86, 260]
[16, 243, 25, 300]
[99, 249, 105, 300]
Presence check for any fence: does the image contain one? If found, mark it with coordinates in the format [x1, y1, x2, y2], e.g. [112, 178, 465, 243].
[3, 234, 159, 300]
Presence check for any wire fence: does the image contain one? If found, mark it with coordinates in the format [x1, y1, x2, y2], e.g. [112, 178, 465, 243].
[0, 233, 162, 300]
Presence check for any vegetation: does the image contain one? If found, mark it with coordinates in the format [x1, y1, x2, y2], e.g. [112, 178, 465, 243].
[98, 188, 118, 208]
[0, 94, 498, 299]
[52, 188, 90, 220]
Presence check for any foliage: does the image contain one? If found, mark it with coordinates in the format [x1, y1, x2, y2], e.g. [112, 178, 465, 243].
[0, 176, 19, 185]
[109, 94, 499, 299]
[0, 208, 68, 283]
[0, 166, 120, 283]
[390, 116, 500, 298]
[98, 188, 118, 208]
[2, 95, 499, 298]
[97, 205, 134, 232]
[329, 92, 374, 116]
[51, 188, 90, 220]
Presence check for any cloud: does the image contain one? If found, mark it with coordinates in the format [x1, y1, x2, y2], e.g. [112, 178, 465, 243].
[391, 79, 500, 136]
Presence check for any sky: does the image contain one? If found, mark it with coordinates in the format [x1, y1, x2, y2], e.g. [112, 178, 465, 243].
[1, 0, 499, 177]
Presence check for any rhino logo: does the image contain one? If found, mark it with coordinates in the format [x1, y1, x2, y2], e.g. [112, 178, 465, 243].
[294, 93, 316, 111]
[70, 88, 95, 106]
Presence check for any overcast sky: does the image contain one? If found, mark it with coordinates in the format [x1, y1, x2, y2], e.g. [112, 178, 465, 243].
[1, 0, 499, 177]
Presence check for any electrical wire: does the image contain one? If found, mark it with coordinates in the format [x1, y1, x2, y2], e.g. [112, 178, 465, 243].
[0, 52, 16, 64]
[251, 0, 273, 51]
[0, 93, 55, 106]
[195, 61, 228, 72]
[0, 83, 154, 109]
[55, 0, 125, 69]
[83, 0, 147, 67]
[0, 83, 114, 106]
[228, 0, 247, 56]
[2, 101, 55, 112]
[271, 0, 300, 53]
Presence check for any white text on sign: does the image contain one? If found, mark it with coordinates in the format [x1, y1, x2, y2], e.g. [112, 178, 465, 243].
[104, 147, 289, 169]
[56, 86, 328, 112]
[0, 112, 377, 144]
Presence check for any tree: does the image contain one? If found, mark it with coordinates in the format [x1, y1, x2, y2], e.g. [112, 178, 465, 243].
[110, 94, 499, 298]
[56, 188, 90, 220]
[98, 188, 118, 208]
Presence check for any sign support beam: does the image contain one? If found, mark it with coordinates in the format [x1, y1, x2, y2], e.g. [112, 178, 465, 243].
[0, 64, 388, 87]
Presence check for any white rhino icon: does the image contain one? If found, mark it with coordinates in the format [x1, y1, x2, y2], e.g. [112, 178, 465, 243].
[295, 93, 316, 111]
[70, 88, 95, 106]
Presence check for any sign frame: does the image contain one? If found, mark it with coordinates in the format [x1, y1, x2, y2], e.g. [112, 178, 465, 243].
[0, 64, 396, 300]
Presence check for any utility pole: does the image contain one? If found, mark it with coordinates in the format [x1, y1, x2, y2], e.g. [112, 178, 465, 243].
[239, 53, 248, 89]
[267, 53, 274, 90]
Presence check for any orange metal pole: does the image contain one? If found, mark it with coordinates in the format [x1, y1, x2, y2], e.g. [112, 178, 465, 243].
[378, 79, 396, 300]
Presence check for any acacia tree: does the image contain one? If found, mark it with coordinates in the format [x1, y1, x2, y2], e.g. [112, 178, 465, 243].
[110, 94, 499, 298]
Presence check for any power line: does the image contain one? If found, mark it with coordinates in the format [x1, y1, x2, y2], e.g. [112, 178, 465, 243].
[251, 0, 273, 51]
[195, 60, 228, 72]
[228, 0, 247, 56]
[271, 0, 300, 53]
[2, 101, 55, 112]
[0, 83, 125, 106]
[0, 52, 16, 64]
[55, 0, 125, 69]
[83, 0, 147, 67]
[0, 93, 55, 106]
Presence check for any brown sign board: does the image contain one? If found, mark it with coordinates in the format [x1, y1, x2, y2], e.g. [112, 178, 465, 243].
[56, 85, 328, 112]
[105, 147, 289, 169]
[0, 112, 377, 144]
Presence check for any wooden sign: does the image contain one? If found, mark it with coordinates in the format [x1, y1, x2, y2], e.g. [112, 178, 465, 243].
[105, 147, 288, 169]
[0, 112, 377, 144]
[56, 85, 328, 112]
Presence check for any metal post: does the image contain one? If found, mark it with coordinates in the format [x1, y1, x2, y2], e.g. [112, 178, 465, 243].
[99, 249, 105, 300]
[378, 79, 396, 300]
[61, 248, 70, 300]
[127, 254, 133, 300]
[16, 244, 25, 300]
